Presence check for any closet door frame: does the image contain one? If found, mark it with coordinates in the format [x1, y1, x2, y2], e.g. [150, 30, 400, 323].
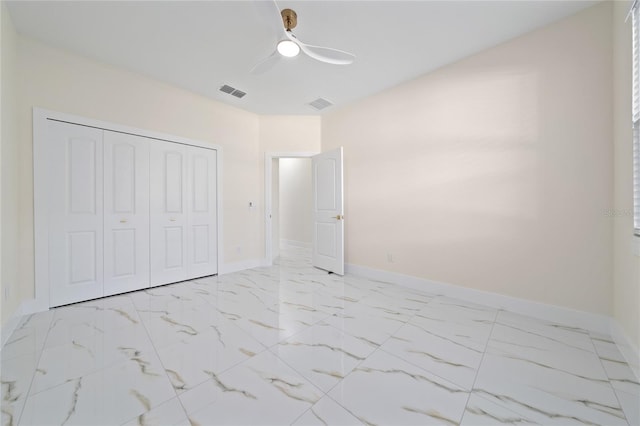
[33, 108, 223, 311]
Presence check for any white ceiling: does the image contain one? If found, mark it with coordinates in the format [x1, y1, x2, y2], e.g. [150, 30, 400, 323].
[7, 0, 599, 115]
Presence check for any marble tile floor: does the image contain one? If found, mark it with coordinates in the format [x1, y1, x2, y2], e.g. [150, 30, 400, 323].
[1, 246, 638, 425]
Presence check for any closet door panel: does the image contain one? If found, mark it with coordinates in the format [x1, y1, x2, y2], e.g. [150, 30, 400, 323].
[48, 121, 104, 307]
[150, 142, 188, 286]
[165, 226, 184, 268]
[103, 131, 150, 296]
[187, 147, 217, 278]
[112, 229, 136, 275]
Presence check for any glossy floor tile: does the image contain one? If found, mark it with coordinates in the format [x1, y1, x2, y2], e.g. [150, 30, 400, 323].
[1, 245, 638, 425]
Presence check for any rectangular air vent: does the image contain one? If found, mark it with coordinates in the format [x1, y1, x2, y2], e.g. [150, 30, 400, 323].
[219, 84, 234, 94]
[219, 84, 246, 99]
[308, 97, 333, 111]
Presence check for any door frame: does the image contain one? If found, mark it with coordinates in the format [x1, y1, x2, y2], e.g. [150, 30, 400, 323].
[33, 108, 223, 311]
[264, 151, 318, 266]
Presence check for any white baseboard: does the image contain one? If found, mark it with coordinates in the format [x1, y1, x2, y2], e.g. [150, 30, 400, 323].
[0, 297, 45, 350]
[280, 239, 312, 249]
[346, 263, 612, 335]
[5, 260, 633, 382]
[2, 258, 269, 346]
[1, 304, 24, 348]
[21, 298, 48, 316]
[610, 319, 640, 381]
[220, 258, 269, 275]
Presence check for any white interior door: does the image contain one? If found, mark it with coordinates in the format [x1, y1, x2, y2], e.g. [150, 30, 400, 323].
[48, 121, 104, 306]
[312, 147, 344, 275]
[150, 141, 188, 286]
[187, 147, 217, 278]
[103, 131, 150, 296]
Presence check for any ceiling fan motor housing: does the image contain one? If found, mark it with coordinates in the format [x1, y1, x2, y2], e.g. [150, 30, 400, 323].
[281, 8, 298, 30]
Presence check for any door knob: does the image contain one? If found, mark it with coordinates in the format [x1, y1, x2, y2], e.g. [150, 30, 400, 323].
[120, 219, 128, 223]
[333, 215, 344, 220]
[169, 217, 176, 222]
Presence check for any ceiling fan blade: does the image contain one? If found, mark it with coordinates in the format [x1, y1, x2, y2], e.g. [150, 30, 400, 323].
[300, 43, 355, 65]
[250, 50, 280, 74]
[285, 31, 355, 65]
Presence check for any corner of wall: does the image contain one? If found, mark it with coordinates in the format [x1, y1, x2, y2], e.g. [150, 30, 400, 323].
[612, 0, 640, 353]
[610, 317, 640, 381]
[1, 0, 23, 333]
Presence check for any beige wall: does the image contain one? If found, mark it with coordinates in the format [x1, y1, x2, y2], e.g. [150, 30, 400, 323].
[1, 2, 19, 324]
[323, 3, 614, 315]
[613, 1, 640, 350]
[258, 116, 321, 154]
[3, 2, 634, 341]
[279, 158, 312, 245]
[16, 37, 264, 301]
[4, 38, 323, 316]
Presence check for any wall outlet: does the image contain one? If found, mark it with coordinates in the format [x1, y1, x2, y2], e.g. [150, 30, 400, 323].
[4, 286, 9, 300]
[387, 253, 394, 263]
[236, 246, 242, 255]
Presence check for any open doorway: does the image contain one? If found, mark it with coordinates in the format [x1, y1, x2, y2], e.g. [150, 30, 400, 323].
[265, 149, 345, 273]
[272, 157, 313, 259]
[265, 152, 317, 264]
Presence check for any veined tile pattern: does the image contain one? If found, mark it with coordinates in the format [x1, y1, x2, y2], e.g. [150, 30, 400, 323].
[1, 245, 637, 425]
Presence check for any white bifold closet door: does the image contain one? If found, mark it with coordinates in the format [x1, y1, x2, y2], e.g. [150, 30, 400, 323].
[150, 142, 217, 286]
[44, 119, 218, 306]
[48, 121, 104, 307]
[103, 131, 150, 296]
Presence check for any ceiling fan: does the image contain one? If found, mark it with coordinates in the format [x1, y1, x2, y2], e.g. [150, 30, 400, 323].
[250, 1, 356, 74]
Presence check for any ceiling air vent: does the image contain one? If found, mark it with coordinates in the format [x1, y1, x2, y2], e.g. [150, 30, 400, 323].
[219, 84, 246, 99]
[308, 97, 333, 111]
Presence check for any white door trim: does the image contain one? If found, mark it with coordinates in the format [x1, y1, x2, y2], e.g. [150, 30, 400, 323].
[33, 107, 224, 309]
[264, 151, 319, 266]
